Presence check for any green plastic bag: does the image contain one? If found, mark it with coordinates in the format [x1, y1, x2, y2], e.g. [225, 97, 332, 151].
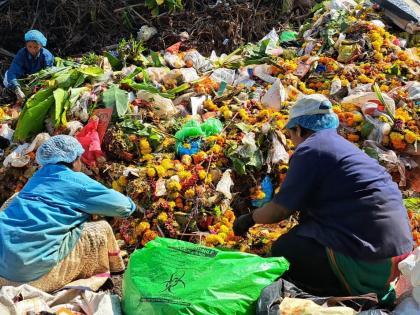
[174, 120, 205, 142]
[122, 238, 289, 315]
[280, 31, 298, 43]
[175, 118, 223, 142]
[200, 118, 223, 136]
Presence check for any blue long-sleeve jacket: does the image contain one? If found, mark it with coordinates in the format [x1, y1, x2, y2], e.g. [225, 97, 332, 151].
[4, 47, 54, 89]
[0, 164, 136, 282]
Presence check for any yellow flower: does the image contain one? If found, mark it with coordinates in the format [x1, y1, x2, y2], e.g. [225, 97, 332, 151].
[161, 158, 174, 170]
[205, 234, 224, 246]
[117, 176, 128, 186]
[181, 155, 192, 166]
[167, 179, 182, 192]
[238, 108, 249, 121]
[154, 165, 165, 177]
[139, 138, 152, 155]
[135, 222, 150, 236]
[168, 201, 176, 211]
[357, 74, 374, 84]
[404, 130, 419, 144]
[112, 181, 123, 192]
[184, 188, 195, 199]
[198, 170, 207, 180]
[147, 167, 156, 177]
[210, 144, 222, 154]
[178, 170, 192, 180]
[157, 212, 169, 223]
[141, 154, 154, 161]
[219, 225, 230, 234]
[395, 108, 411, 122]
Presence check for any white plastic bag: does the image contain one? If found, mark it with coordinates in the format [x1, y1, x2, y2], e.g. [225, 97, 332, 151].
[253, 64, 277, 84]
[398, 247, 420, 304]
[146, 67, 170, 83]
[342, 92, 396, 116]
[216, 169, 234, 199]
[0, 124, 14, 141]
[210, 68, 236, 85]
[137, 25, 157, 42]
[164, 52, 185, 69]
[137, 91, 178, 119]
[261, 78, 286, 110]
[184, 50, 213, 72]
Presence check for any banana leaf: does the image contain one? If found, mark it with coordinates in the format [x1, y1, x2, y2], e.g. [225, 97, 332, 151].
[103, 51, 123, 70]
[14, 91, 55, 142]
[102, 84, 129, 117]
[53, 88, 68, 127]
[78, 66, 104, 77]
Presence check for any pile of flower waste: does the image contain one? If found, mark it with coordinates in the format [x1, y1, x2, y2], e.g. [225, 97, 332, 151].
[0, 0, 419, 256]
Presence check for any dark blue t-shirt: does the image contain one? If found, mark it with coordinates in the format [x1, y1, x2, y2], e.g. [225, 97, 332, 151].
[273, 129, 413, 260]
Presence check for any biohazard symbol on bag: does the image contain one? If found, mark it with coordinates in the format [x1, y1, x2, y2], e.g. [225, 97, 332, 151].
[163, 271, 186, 293]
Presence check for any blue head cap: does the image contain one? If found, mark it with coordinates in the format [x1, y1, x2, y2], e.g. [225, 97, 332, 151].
[24, 30, 47, 47]
[36, 135, 84, 166]
[285, 94, 339, 131]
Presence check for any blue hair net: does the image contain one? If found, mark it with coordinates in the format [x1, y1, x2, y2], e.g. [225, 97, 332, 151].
[36, 135, 84, 166]
[24, 30, 47, 46]
[285, 113, 339, 131]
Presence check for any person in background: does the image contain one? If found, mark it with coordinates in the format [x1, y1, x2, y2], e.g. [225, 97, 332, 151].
[233, 94, 413, 305]
[2, 29, 54, 103]
[0, 135, 136, 292]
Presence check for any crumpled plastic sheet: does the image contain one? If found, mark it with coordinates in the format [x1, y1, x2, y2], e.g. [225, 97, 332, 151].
[398, 246, 420, 304]
[262, 78, 287, 110]
[3, 133, 50, 168]
[0, 284, 121, 315]
[363, 140, 409, 186]
[76, 118, 105, 167]
[216, 169, 234, 199]
[256, 278, 390, 315]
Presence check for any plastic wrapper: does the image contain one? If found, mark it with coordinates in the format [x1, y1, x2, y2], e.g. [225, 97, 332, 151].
[262, 78, 287, 110]
[146, 67, 170, 83]
[164, 52, 185, 69]
[210, 68, 236, 85]
[216, 169, 234, 199]
[184, 50, 213, 72]
[363, 140, 406, 186]
[253, 64, 277, 84]
[137, 91, 178, 119]
[137, 25, 157, 42]
[76, 118, 105, 167]
[122, 238, 289, 315]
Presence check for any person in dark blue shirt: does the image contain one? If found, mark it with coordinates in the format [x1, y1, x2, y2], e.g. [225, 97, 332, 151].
[2, 30, 54, 103]
[233, 94, 413, 304]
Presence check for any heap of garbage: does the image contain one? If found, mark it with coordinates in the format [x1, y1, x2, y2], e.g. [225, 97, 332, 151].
[0, 0, 419, 256]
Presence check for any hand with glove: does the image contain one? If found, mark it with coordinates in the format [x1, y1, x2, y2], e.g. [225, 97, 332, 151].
[14, 87, 25, 104]
[233, 212, 255, 237]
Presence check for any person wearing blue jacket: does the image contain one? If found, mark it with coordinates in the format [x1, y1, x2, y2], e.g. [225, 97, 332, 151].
[2, 30, 54, 103]
[0, 135, 136, 292]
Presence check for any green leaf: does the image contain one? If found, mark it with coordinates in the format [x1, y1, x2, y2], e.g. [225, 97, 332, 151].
[102, 84, 129, 117]
[25, 88, 54, 109]
[103, 51, 123, 70]
[235, 122, 252, 133]
[78, 66, 104, 77]
[14, 95, 55, 142]
[53, 88, 68, 127]
[69, 87, 89, 108]
[231, 157, 246, 175]
[247, 151, 263, 169]
[151, 51, 163, 67]
[168, 83, 190, 95]
[404, 198, 420, 212]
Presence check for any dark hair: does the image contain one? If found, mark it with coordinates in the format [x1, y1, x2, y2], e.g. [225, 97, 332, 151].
[57, 161, 75, 169]
[289, 125, 314, 137]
